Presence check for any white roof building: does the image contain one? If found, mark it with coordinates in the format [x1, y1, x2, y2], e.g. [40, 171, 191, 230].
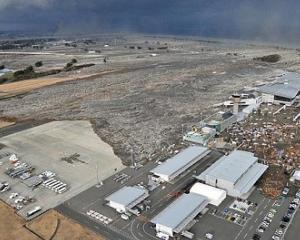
[259, 72, 300, 106]
[105, 186, 149, 213]
[196, 150, 268, 199]
[151, 146, 211, 182]
[151, 193, 208, 237]
[190, 182, 226, 206]
[290, 170, 300, 183]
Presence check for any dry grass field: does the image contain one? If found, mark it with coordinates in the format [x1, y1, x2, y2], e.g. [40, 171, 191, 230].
[0, 201, 105, 240]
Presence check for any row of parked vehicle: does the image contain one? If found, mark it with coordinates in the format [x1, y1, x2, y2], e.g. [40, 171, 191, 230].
[5, 162, 34, 179]
[8, 192, 36, 210]
[86, 210, 113, 225]
[271, 190, 300, 240]
[113, 173, 130, 184]
[42, 178, 67, 194]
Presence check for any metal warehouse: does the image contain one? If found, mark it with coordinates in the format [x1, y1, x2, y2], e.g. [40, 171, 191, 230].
[150, 146, 211, 182]
[151, 193, 208, 238]
[190, 182, 226, 206]
[259, 72, 300, 106]
[196, 150, 268, 199]
[105, 186, 149, 213]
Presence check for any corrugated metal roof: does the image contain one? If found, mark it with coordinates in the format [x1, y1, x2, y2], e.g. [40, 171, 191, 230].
[105, 186, 148, 207]
[151, 193, 208, 233]
[150, 146, 210, 178]
[259, 72, 300, 99]
[235, 162, 268, 194]
[197, 150, 258, 184]
[259, 83, 299, 99]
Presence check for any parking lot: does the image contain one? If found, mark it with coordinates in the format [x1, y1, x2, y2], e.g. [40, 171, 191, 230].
[0, 120, 124, 219]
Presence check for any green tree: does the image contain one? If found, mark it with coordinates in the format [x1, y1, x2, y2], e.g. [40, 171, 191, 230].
[35, 61, 43, 67]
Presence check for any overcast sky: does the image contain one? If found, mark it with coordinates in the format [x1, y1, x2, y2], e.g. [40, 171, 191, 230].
[0, 0, 300, 44]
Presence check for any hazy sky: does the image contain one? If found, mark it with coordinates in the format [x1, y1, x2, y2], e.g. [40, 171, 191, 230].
[0, 0, 299, 44]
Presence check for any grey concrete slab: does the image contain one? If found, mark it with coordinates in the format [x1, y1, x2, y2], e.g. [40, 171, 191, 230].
[0, 120, 124, 219]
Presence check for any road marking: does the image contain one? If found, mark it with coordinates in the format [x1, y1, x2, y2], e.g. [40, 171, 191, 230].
[130, 219, 141, 240]
[243, 233, 248, 239]
[254, 218, 258, 223]
[122, 221, 132, 230]
[142, 222, 160, 240]
[249, 225, 253, 230]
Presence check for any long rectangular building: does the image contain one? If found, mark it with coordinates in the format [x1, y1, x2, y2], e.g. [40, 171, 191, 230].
[196, 150, 268, 198]
[151, 193, 208, 237]
[105, 186, 149, 213]
[151, 146, 211, 182]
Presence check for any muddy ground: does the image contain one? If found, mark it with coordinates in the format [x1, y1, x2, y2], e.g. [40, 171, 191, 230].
[0, 35, 300, 165]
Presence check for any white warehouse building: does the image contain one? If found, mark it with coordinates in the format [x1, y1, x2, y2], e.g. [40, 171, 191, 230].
[190, 182, 226, 206]
[105, 186, 149, 213]
[150, 146, 211, 182]
[151, 193, 208, 239]
[259, 72, 300, 106]
[196, 150, 268, 199]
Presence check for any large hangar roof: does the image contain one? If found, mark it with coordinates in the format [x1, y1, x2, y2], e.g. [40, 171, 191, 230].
[234, 162, 268, 194]
[259, 84, 299, 99]
[197, 150, 258, 184]
[151, 146, 210, 178]
[259, 72, 300, 99]
[151, 193, 208, 233]
[105, 186, 148, 207]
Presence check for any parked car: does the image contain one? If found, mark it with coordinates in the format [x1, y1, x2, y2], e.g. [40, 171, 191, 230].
[9, 192, 18, 199]
[282, 216, 290, 222]
[272, 235, 280, 240]
[252, 233, 261, 240]
[282, 187, 289, 196]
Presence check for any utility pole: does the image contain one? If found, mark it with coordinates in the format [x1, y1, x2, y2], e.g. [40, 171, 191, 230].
[96, 162, 103, 188]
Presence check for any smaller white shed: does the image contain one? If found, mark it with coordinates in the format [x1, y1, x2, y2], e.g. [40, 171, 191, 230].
[190, 182, 226, 206]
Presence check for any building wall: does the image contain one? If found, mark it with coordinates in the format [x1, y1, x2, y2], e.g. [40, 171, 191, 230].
[261, 93, 274, 103]
[273, 98, 295, 106]
[156, 224, 174, 237]
[108, 201, 126, 213]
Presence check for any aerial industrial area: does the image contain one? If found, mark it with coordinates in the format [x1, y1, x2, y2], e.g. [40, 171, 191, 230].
[0, 35, 299, 240]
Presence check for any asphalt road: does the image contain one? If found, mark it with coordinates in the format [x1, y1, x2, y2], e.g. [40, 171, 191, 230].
[57, 150, 223, 240]
[0, 120, 49, 138]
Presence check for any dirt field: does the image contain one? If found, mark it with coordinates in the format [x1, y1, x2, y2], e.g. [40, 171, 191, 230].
[26, 210, 105, 240]
[0, 70, 119, 99]
[0, 201, 105, 240]
[0, 117, 15, 128]
[0, 201, 40, 240]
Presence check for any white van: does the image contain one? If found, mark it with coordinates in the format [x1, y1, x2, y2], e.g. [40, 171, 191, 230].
[121, 214, 129, 220]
